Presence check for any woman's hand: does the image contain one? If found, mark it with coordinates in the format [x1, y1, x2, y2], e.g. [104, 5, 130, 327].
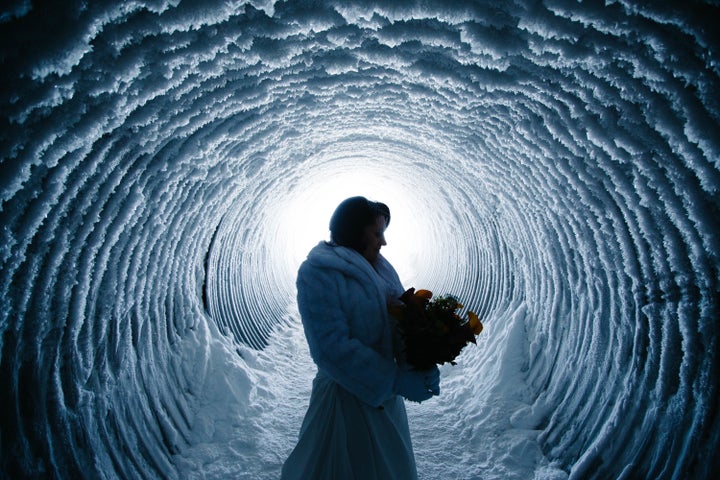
[393, 366, 440, 402]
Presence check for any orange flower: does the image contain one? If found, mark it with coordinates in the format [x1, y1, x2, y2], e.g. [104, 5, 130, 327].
[467, 311, 483, 335]
[415, 289, 433, 300]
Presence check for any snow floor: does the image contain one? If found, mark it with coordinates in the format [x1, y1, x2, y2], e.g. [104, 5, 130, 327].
[175, 304, 568, 479]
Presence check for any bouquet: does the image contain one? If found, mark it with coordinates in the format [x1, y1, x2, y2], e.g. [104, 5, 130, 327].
[389, 288, 483, 369]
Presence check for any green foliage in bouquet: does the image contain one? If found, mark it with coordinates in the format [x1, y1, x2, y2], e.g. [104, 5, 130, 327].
[390, 288, 483, 370]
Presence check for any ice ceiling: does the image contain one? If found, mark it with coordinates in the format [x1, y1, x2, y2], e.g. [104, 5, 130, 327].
[1, 1, 719, 479]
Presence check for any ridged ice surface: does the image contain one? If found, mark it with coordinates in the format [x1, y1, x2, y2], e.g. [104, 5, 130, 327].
[1, 1, 719, 479]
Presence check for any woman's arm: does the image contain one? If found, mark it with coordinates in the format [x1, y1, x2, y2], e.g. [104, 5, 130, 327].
[297, 262, 398, 407]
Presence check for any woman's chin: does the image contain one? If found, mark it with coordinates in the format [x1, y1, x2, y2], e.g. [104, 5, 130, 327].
[363, 252, 380, 264]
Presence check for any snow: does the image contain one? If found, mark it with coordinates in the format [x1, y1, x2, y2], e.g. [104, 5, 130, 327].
[1, 0, 719, 479]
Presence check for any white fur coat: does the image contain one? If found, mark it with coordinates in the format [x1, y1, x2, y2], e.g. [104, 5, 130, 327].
[296, 241, 405, 407]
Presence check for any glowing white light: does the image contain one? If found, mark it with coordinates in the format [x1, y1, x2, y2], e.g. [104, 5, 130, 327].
[271, 159, 425, 286]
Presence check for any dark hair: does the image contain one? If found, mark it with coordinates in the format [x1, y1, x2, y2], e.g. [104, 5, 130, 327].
[329, 196, 390, 250]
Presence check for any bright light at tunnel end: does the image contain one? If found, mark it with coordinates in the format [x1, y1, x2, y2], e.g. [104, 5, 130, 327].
[273, 160, 425, 285]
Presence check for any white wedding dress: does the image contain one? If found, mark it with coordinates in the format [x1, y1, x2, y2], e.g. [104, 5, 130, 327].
[281, 242, 417, 480]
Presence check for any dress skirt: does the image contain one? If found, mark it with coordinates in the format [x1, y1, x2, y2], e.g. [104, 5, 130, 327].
[281, 372, 418, 480]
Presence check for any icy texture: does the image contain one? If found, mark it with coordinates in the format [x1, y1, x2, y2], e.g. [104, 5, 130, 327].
[1, 1, 719, 479]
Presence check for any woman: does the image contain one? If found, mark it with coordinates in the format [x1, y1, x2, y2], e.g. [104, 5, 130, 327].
[281, 196, 440, 480]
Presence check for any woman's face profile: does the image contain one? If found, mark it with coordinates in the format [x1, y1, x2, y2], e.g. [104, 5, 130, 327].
[359, 215, 387, 264]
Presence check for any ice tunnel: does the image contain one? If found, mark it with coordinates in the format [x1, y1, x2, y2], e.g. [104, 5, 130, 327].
[1, 1, 719, 478]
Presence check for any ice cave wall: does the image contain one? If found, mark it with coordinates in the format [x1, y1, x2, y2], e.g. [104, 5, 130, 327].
[1, 1, 719, 478]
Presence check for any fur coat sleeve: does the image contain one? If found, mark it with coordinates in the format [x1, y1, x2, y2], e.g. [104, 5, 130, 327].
[296, 242, 404, 407]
